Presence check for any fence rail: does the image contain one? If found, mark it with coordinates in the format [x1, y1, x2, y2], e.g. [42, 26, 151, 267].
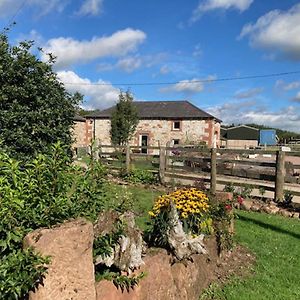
[93, 144, 300, 201]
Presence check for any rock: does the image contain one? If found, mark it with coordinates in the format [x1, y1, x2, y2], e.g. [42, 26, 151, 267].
[250, 203, 261, 212]
[167, 204, 207, 261]
[240, 199, 253, 211]
[279, 209, 292, 218]
[262, 204, 280, 215]
[23, 219, 96, 300]
[94, 211, 144, 273]
[293, 212, 300, 219]
[95, 238, 219, 300]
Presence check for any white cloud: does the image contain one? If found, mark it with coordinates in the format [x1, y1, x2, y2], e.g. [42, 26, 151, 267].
[96, 53, 166, 73]
[160, 65, 170, 75]
[207, 101, 300, 132]
[160, 75, 216, 94]
[193, 44, 203, 57]
[275, 80, 300, 91]
[292, 91, 300, 103]
[116, 56, 142, 73]
[191, 0, 253, 22]
[234, 87, 263, 99]
[17, 29, 44, 46]
[0, 1, 23, 18]
[57, 70, 119, 109]
[76, 0, 104, 16]
[41, 28, 146, 68]
[0, 0, 69, 18]
[239, 4, 300, 61]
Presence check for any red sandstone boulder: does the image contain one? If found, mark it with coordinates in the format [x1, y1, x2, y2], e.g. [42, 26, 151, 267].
[95, 238, 218, 300]
[23, 219, 96, 300]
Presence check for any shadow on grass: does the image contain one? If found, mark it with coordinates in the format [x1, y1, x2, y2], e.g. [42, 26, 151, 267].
[237, 213, 300, 240]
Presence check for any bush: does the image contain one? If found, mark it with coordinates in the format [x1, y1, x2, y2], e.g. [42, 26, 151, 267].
[0, 249, 49, 300]
[120, 169, 158, 184]
[0, 33, 81, 161]
[0, 142, 107, 299]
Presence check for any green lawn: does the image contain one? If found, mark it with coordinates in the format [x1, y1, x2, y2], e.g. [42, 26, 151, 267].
[202, 211, 300, 300]
[104, 183, 162, 230]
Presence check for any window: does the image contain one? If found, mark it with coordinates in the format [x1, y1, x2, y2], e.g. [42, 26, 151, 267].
[173, 139, 180, 146]
[172, 121, 181, 130]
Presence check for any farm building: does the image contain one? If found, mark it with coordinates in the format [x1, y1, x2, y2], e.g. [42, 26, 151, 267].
[221, 125, 259, 149]
[85, 100, 221, 153]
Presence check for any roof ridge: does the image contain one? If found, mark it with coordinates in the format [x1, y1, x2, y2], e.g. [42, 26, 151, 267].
[133, 100, 188, 103]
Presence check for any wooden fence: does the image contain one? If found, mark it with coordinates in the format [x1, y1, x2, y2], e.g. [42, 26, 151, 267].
[94, 144, 300, 201]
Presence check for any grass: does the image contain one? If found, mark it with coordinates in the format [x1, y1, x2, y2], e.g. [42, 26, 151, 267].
[201, 211, 300, 300]
[104, 183, 162, 230]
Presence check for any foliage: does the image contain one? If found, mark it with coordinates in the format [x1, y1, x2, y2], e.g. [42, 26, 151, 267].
[0, 249, 49, 300]
[110, 90, 139, 145]
[223, 123, 300, 142]
[145, 208, 173, 248]
[223, 183, 253, 199]
[147, 188, 213, 243]
[282, 190, 293, 207]
[95, 265, 146, 292]
[0, 32, 81, 161]
[113, 272, 146, 292]
[104, 186, 135, 213]
[223, 182, 235, 194]
[199, 282, 225, 300]
[258, 187, 266, 197]
[120, 168, 158, 185]
[193, 178, 208, 191]
[209, 194, 238, 253]
[93, 220, 124, 261]
[0, 142, 107, 298]
[244, 123, 300, 142]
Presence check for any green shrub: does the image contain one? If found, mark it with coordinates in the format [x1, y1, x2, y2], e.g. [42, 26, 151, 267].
[120, 169, 158, 184]
[0, 142, 107, 298]
[0, 249, 49, 300]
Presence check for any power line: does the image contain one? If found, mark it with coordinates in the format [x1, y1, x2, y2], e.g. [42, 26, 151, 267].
[62, 70, 300, 87]
[1, 0, 29, 33]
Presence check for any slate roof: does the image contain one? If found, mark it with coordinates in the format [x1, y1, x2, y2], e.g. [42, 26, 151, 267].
[221, 125, 259, 141]
[86, 101, 220, 121]
[73, 115, 86, 122]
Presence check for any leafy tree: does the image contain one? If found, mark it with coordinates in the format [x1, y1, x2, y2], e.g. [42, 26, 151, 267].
[0, 32, 81, 161]
[110, 90, 139, 145]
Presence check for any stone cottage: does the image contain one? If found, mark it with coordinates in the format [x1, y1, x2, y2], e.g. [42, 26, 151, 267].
[85, 101, 221, 152]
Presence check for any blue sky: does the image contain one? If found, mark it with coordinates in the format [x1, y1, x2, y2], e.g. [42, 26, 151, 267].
[1, 0, 300, 132]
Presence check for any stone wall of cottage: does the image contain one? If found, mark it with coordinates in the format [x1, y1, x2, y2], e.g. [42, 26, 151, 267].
[93, 118, 221, 150]
[72, 120, 94, 148]
[72, 121, 87, 148]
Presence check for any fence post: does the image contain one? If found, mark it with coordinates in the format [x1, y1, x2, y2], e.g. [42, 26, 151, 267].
[159, 146, 166, 184]
[126, 144, 131, 173]
[275, 150, 285, 201]
[210, 148, 217, 195]
[92, 139, 99, 160]
[165, 141, 171, 171]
